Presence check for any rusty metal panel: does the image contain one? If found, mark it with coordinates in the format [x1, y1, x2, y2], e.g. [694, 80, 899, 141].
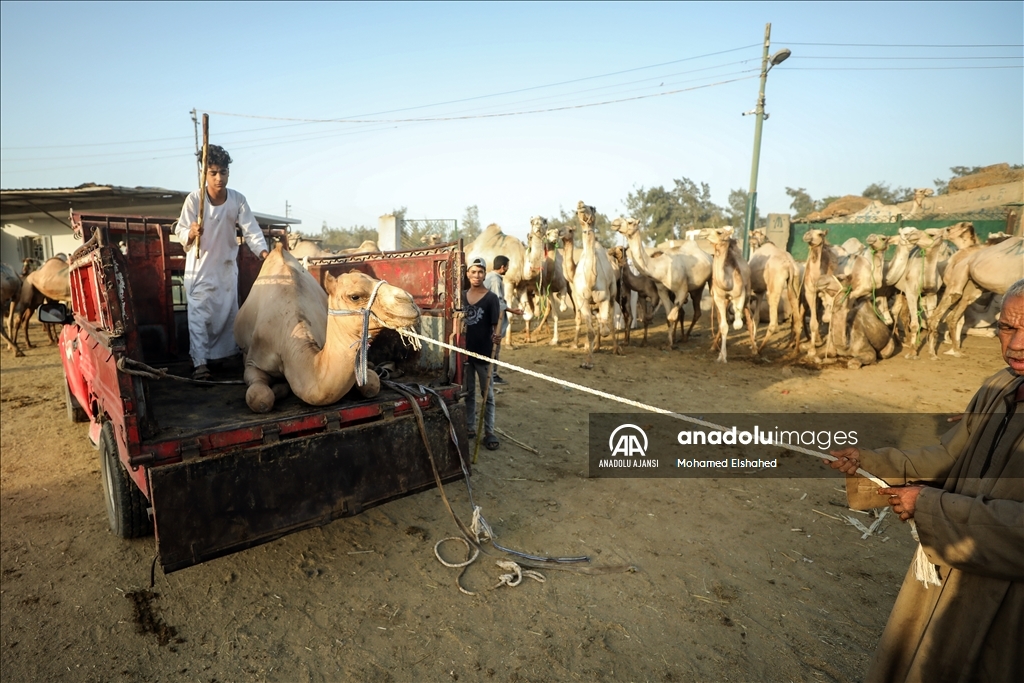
[149, 402, 468, 573]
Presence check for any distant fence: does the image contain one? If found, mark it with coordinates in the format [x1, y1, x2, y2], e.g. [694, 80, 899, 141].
[786, 208, 1017, 261]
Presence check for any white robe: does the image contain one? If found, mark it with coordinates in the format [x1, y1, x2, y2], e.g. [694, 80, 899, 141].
[175, 188, 268, 365]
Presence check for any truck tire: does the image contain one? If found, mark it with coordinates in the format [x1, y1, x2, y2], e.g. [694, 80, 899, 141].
[64, 378, 88, 423]
[99, 423, 152, 538]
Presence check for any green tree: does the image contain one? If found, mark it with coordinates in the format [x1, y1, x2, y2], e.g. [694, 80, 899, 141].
[672, 177, 724, 234]
[726, 188, 767, 230]
[862, 182, 913, 205]
[785, 187, 819, 221]
[460, 205, 481, 242]
[624, 185, 677, 244]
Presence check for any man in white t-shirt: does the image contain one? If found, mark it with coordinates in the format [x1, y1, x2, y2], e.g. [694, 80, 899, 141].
[175, 145, 268, 380]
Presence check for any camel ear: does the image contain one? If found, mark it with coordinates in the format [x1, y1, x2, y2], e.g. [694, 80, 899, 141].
[324, 271, 337, 296]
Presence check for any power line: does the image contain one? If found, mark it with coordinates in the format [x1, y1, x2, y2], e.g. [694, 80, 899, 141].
[780, 42, 1022, 48]
[203, 75, 759, 124]
[796, 54, 1022, 60]
[784, 65, 1022, 71]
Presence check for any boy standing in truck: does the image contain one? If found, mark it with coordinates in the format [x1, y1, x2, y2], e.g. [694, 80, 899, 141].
[175, 145, 269, 380]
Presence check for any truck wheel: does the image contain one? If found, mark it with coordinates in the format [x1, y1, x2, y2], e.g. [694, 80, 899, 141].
[99, 423, 153, 538]
[64, 378, 88, 423]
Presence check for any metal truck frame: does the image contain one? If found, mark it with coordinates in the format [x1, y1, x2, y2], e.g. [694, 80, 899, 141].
[55, 214, 469, 573]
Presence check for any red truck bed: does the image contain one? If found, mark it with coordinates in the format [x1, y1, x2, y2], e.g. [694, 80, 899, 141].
[60, 214, 469, 573]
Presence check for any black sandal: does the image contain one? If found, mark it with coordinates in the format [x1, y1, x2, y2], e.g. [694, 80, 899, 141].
[192, 365, 211, 381]
[484, 435, 499, 451]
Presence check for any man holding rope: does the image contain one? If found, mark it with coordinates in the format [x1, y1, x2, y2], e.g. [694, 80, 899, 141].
[175, 145, 269, 381]
[827, 278, 1024, 682]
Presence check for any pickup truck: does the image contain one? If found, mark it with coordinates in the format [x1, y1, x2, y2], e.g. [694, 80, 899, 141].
[53, 214, 469, 573]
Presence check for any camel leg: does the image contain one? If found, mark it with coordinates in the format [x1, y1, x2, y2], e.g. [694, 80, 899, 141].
[685, 287, 703, 343]
[244, 363, 278, 413]
[618, 292, 626, 348]
[942, 283, 983, 358]
[759, 285, 781, 353]
[549, 309, 560, 346]
[579, 309, 595, 369]
[603, 300, 623, 356]
[904, 291, 922, 358]
[1, 324, 23, 357]
[357, 370, 381, 398]
[745, 304, 759, 358]
[713, 294, 730, 363]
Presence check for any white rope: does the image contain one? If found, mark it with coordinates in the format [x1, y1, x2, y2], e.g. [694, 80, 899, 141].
[402, 327, 943, 586]
[396, 328, 889, 487]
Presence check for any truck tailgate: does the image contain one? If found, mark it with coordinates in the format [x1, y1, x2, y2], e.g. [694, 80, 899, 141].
[149, 402, 467, 573]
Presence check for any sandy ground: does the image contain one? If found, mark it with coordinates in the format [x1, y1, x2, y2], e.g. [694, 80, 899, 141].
[0, 316, 1005, 683]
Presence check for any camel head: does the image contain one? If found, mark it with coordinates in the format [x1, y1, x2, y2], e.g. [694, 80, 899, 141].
[749, 228, 767, 249]
[420, 233, 442, 246]
[576, 201, 596, 229]
[557, 224, 576, 245]
[866, 234, 891, 253]
[945, 222, 977, 247]
[324, 271, 420, 335]
[802, 229, 829, 247]
[21, 258, 41, 277]
[706, 227, 734, 246]
[922, 227, 946, 247]
[607, 246, 628, 267]
[611, 217, 640, 239]
[529, 216, 548, 236]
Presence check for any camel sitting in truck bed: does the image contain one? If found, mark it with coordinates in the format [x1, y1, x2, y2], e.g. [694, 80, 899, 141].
[234, 244, 421, 413]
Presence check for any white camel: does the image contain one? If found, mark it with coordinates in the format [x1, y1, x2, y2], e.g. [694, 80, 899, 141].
[572, 202, 619, 368]
[707, 228, 757, 363]
[234, 244, 420, 412]
[612, 217, 692, 350]
[748, 229, 801, 353]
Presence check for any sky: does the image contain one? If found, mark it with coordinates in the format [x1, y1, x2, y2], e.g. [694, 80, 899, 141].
[1, 1, 1021, 241]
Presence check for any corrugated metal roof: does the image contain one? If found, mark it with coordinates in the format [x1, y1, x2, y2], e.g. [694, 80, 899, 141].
[0, 184, 300, 225]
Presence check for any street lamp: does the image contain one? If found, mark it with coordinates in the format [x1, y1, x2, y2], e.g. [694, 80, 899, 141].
[741, 23, 790, 259]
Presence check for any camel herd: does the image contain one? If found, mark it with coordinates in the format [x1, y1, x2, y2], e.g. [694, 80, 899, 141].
[3, 213, 1020, 382]
[466, 204, 1023, 370]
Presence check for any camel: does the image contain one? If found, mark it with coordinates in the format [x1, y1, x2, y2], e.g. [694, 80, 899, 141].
[548, 223, 584, 347]
[748, 229, 801, 353]
[523, 217, 571, 345]
[612, 216, 693, 349]
[234, 244, 420, 413]
[892, 228, 949, 355]
[821, 274, 898, 369]
[572, 202, 619, 368]
[1, 263, 23, 356]
[338, 240, 380, 255]
[608, 246, 658, 346]
[10, 257, 71, 351]
[707, 228, 757, 363]
[464, 223, 529, 347]
[801, 229, 839, 354]
[924, 234, 1024, 359]
[659, 237, 713, 342]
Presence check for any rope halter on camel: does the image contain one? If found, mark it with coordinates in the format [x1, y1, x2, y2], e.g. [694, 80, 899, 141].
[327, 278, 387, 387]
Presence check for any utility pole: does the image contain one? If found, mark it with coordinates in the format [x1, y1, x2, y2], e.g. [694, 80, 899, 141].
[285, 200, 291, 218]
[742, 23, 790, 260]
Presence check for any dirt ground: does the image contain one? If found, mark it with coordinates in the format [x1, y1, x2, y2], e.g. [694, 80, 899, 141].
[0, 316, 1005, 683]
